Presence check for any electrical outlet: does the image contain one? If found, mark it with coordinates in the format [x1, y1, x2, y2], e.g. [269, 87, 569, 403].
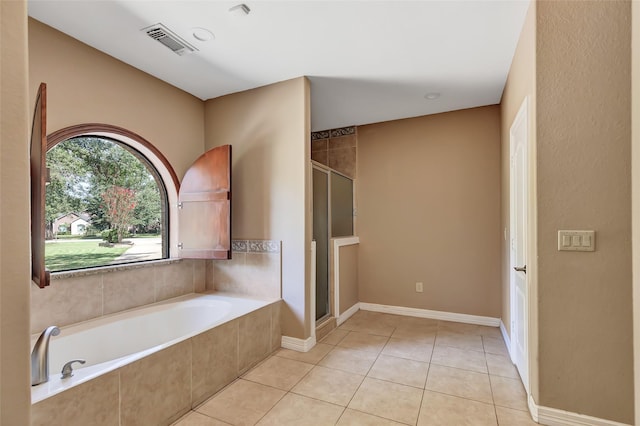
[415, 282, 423, 293]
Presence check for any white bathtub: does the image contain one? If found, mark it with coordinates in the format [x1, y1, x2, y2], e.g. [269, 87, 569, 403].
[31, 292, 271, 404]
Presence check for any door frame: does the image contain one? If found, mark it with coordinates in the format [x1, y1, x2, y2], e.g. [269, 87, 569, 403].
[509, 96, 530, 392]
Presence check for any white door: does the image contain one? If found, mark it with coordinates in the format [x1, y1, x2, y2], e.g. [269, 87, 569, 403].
[510, 98, 529, 391]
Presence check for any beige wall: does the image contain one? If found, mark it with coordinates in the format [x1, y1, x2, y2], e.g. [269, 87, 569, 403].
[633, 1, 640, 423]
[500, 1, 536, 338]
[27, 19, 210, 342]
[338, 244, 359, 315]
[357, 106, 501, 318]
[0, 1, 32, 424]
[28, 19, 205, 180]
[536, 1, 633, 422]
[499, 0, 538, 401]
[204, 78, 311, 339]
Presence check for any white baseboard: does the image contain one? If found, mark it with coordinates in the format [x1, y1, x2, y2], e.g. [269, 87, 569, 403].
[538, 406, 631, 426]
[499, 320, 514, 361]
[336, 302, 360, 326]
[529, 394, 630, 426]
[281, 335, 316, 352]
[359, 302, 500, 327]
[528, 394, 540, 423]
[347, 303, 629, 426]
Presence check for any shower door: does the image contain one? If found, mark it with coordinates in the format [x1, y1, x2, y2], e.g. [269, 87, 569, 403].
[313, 167, 330, 321]
[312, 164, 354, 323]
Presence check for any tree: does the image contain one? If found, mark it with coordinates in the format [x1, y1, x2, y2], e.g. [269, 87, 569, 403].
[45, 137, 163, 237]
[132, 182, 162, 233]
[101, 186, 136, 243]
[45, 140, 90, 236]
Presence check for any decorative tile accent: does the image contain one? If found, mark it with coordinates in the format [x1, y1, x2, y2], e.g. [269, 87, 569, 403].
[231, 240, 248, 253]
[312, 127, 356, 141]
[231, 240, 280, 253]
[330, 126, 356, 138]
[311, 130, 330, 140]
[247, 240, 281, 253]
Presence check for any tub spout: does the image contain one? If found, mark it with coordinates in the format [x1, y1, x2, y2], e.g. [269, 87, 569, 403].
[61, 359, 85, 379]
[31, 325, 60, 386]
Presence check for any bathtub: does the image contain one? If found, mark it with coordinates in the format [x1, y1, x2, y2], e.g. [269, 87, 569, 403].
[31, 292, 275, 405]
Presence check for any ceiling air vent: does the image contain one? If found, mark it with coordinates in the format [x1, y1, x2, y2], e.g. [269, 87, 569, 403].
[142, 23, 197, 56]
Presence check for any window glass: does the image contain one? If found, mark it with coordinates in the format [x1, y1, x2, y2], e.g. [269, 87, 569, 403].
[330, 171, 354, 237]
[45, 136, 167, 272]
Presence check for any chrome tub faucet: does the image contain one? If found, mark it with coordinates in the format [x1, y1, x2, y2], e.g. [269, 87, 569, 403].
[31, 325, 60, 386]
[61, 359, 85, 379]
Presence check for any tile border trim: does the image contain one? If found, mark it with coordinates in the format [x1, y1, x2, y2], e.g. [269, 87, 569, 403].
[330, 126, 356, 138]
[311, 130, 330, 140]
[529, 394, 631, 426]
[231, 239, 280, 253]
[311, 126, 355, 141]
[359, 302, 501, 327]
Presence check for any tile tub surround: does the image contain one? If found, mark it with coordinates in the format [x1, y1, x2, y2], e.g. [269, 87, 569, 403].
[32, 300, 282, 426]
[174, 310, 536, 426]
[210, 240, 282, 299]
[31, 258, 207, 334]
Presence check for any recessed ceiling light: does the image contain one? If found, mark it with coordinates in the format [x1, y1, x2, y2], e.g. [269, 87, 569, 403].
[424, 92, 441, 100]
[192, 27, 214, 42]
[229, 4, 251, 16]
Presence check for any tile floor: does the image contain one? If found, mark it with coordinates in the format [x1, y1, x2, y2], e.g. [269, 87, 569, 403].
[173, 310, 538, 425]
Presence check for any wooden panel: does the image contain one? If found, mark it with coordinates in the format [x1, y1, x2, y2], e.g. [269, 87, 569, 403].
[30, 83, 50, 288]
[179, 191, 229, 203]
[178, 145, 232, 260]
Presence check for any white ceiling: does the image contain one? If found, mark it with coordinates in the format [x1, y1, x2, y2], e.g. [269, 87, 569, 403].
[28, 0, 530, 132]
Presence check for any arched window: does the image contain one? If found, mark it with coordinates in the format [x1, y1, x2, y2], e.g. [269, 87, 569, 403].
[45, 124, 180, 272]
[30, 90, 231, 288]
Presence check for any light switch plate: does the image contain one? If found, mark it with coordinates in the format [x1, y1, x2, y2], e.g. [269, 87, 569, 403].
[558, 230, 595, 252]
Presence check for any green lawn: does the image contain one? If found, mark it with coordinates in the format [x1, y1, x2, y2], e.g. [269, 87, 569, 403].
[45, 241, 129, 271]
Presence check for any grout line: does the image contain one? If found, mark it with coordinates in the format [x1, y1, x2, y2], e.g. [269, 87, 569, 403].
[251, 383, 288, 425]
[419, 326, 436, 425]
[417, 361, 430, 425]
[204, 312, 519, 425]
[100, 274, 105, 316]
[482, 334, 501, 424]
[344, 407, 415, 426]
[118, 371, 122, 426]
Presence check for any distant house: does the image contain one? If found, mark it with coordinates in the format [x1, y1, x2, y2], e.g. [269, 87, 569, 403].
[52, 212, 91, 236]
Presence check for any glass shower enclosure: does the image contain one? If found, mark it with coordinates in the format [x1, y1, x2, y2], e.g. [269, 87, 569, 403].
[312, 164, 354, 322]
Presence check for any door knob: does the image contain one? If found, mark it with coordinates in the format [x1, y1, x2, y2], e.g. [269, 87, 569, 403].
[514, 265, 527, 274]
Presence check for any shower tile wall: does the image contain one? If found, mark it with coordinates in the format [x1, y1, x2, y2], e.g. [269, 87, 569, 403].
[30, 259, 207, 334]
[311, 126, 357, 179]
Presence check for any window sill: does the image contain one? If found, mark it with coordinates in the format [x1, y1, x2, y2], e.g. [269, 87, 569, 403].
[50, 258, 182, 280]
